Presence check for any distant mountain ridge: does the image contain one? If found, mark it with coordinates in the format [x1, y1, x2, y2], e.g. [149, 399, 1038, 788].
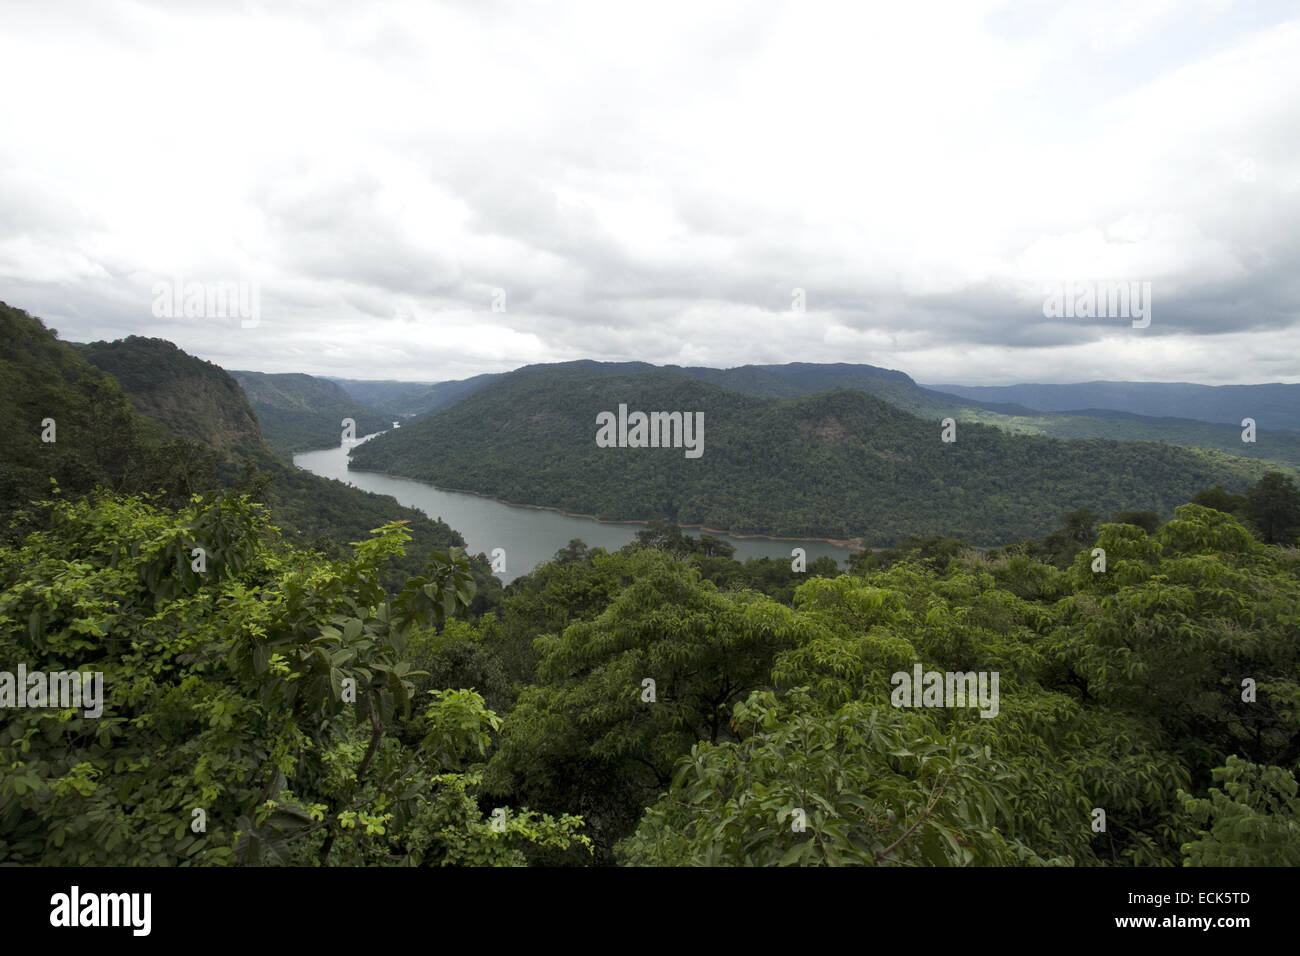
[926, 381, 1300, 430]
[231, 370, 390, 458]
[329, 373, 504, 419]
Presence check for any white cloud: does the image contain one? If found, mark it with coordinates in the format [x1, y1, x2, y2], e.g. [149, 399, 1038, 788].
[0, 0, 1296, 385]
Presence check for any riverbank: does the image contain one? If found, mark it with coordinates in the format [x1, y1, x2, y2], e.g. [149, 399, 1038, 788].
[345, 466, 866, 551]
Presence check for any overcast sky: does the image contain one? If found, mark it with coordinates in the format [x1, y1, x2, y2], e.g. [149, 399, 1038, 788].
[1, 0, 1297, 385]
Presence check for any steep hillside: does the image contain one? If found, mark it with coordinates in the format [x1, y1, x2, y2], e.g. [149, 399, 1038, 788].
[345, 363, 1271, 545]
[75, 337, 265, 458]
[107, 346, 493, 595]
[0, 302, 216, 541]
[231, 370, 390, 457]
[1, 309, 495, 597]
[927, 380, 1300, 430]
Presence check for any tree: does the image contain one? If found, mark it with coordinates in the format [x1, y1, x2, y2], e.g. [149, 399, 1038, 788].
[1110, 509, 1160, 535]
[1040, 507, 1100, 568]
[619, 689, 1031, 866]
[696, 534, 736, 559]
[774, 559, 1192, 865]
[482, 550, 812, 859]
[1180, 756, 1300, 865]
[1191, 485, 1247, 517]
[554, 538, 590, 564]
[1052, 505, 1300, 784]
[848, 536, 971, 574]
[0, 489, 589, 866]
[1243, 471, 1300, 545]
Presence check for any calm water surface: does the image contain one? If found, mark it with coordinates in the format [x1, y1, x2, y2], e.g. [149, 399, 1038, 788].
[295, 435, 857, 583]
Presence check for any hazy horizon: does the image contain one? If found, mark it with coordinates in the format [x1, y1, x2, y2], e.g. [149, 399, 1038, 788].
[48, 331, 1300, 390]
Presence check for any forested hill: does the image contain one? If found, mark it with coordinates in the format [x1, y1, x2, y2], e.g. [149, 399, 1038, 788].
[231, 369, 390, 458]
[669, 362, 1300, 468]
[75, 336, 264, 458]
[340, 361, 1300, 469]
[927, 380, 1300, 429]
[345, 362, 1272, 544]
[677, 361, 992, 416]
[1, 304, 495, 595]
[0, 302, 213, 539]
[76, 333, 491, 593]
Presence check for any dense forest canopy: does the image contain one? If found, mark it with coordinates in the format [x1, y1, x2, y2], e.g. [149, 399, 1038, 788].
[3, 486, 1298, 865]
[3, 301, 1298, 868]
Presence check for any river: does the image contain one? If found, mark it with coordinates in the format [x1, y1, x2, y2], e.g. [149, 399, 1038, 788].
[294, 436, 857, 583]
